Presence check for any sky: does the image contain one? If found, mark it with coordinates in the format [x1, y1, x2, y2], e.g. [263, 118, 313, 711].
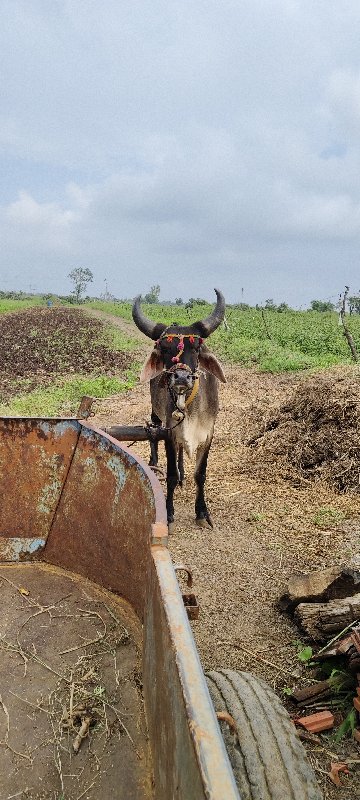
[2, 1, 360, 307]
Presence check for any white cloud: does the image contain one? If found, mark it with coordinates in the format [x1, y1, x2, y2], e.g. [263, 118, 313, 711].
[6, 191, 76, 228]
[2, 1, 360, 304]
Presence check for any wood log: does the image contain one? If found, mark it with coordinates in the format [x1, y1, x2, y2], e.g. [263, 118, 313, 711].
[279, 566, 360, 612]
[291, 680, 332, 706]
[294, 594, 360, 641]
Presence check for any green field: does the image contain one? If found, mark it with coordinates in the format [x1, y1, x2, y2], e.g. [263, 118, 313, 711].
[0, 297, 41, 314]
[0, 372, 138, 417]
[88, 301, 360, 372]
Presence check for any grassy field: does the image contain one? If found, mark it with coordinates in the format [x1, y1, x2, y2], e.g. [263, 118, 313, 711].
[0, 297, 41, 314]
[0, 371, 138, 417]
[88, 300, 360, 372]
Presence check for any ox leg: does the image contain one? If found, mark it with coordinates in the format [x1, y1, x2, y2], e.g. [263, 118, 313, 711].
[149, 410, 162, 467]
[194, 440, 213, 528]
[178, 445, 185, 486]
[165, 436, 179, 527]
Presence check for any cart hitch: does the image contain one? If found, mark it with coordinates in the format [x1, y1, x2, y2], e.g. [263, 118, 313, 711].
[174, 564, 200, 621]
[104, 424, 171, 444]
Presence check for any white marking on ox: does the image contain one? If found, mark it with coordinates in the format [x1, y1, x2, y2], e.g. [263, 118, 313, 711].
[173, 414, 212, 460]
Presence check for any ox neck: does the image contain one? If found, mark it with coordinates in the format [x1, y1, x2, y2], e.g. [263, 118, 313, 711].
[185, 375, 199, 408]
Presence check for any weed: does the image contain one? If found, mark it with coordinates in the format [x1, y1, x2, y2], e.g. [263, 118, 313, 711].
[313, 507, 346, 528]
[246, 511, 266, 522]
[293, 641, 313, 663]
[282, 686, 294, 696]
[334, 708, 356, 742]
[297, 645, 313, 664]
[93, 685, 106, 698]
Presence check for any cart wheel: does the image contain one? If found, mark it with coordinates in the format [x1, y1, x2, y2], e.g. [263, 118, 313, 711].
[206, 670, 322, 800]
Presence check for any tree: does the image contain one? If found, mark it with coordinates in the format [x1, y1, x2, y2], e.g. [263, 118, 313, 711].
[175, 297, 183, 305]
[348, 295, 360, 314]
[185, 297, 207, 309]
[264, 298, 277, 311]
[68, 268, 94, 303]
[144, 284, 160, 304]
[310, 300, 335, 312]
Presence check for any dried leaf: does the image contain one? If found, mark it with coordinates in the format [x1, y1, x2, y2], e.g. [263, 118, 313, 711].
[19, 587, 29, 596]
[328, 762, 349, 787]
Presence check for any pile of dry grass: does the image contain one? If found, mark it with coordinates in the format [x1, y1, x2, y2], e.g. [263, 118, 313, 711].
[248, 368, 360, 492]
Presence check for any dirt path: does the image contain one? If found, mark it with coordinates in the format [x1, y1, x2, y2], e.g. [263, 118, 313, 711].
[91, 313, 360, 799]
[85, 307, 148, 344]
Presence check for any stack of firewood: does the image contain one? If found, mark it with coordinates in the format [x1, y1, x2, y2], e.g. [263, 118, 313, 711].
[279, 564, 360, 739]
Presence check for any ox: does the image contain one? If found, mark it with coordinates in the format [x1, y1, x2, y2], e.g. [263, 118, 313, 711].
[132, 289, 226, 529]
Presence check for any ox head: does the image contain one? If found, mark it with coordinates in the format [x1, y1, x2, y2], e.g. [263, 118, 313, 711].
[132, 289, 226, 392]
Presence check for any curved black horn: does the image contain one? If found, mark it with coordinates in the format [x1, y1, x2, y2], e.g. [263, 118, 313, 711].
[132, 295, 166, 340]
[191, 289, 226, 338]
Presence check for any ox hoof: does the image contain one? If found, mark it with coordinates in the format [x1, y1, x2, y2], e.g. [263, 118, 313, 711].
[196, 517, 213, 529]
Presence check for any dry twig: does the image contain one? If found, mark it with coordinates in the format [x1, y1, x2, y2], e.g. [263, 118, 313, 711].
[73, 715, 92, 754]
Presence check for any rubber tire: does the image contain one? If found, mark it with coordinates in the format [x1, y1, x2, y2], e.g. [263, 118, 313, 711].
[206, 670, 322, 800]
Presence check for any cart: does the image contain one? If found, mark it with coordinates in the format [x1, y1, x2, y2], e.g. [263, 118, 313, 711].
[0, 415, 322, 800]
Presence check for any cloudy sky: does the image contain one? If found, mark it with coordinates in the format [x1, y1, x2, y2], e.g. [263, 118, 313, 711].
[1, 1, 360, 306]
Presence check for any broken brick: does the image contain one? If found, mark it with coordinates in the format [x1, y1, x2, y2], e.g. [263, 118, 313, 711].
[296, 710, 334, 733]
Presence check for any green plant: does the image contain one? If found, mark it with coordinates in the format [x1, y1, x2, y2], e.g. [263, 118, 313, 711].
[313, 507, 346, 528]
[294, 641, 313, 663]
[334, 708, 356, 742]
[93, 685, 106, 698]
[297, 646, 313, 663]
[246, 511, 266, 522]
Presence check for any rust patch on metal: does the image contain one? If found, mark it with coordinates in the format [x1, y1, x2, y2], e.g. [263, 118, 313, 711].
[44, 424, 166, 620]
[0, 419, 79, 554]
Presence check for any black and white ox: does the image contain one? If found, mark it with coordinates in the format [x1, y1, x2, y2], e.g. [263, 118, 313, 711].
[132, 289, 226, 529]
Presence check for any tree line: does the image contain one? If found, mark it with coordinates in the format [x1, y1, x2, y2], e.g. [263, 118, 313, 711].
[3, 269, 360, 313]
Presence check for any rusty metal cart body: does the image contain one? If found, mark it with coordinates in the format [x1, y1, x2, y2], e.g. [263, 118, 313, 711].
[0, 417, 322, 800]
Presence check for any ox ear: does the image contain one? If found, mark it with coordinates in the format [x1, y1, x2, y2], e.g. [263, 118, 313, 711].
[199, 345, 226, 383]
[140, 348, 164, 382]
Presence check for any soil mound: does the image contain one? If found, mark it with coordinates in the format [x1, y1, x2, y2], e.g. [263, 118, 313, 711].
[0, 307, 131, 400]
[248, 368, 360, 492]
